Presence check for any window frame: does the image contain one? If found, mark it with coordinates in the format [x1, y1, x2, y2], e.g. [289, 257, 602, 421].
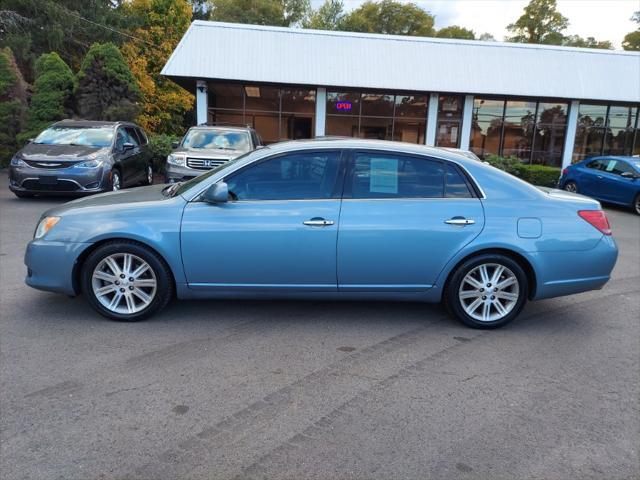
[342, 149, 479, 200]
[221, 148, 348, 202]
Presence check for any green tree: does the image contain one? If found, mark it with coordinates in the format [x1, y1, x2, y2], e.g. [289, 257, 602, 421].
[340, 0, 435, 36]
[0, 1, 129, 82]
[303, 0, 345, 30]
[506, 0, 568, 45]
[207, 0, 310, 26]
[622, 11, 640, 51]
[563, 35, 613, 50]
[19, 52, 74, 143]
[479, 32, 496, 41]
[76, 43, 140, 121]
[436, 25, 475, 40]
[0, 47, 27, 166]
[121, 0, 193, 134]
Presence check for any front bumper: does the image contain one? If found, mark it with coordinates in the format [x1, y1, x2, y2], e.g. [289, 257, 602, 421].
[9, 164, 110, 195]
[164, 163, 202, 183]
[24, 240, 91, 295]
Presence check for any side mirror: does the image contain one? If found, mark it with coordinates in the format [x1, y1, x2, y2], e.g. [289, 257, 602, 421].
[122, 142, 135, 152]
[620, 171, 637, 179]
[203, 182, 229, 204]
[171, 141, 180, 149]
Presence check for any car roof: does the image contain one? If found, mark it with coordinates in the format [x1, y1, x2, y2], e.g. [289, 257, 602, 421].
[52, 119, 139, 128]
[189, 124, 254, 132]
[261, 138, 480, 166]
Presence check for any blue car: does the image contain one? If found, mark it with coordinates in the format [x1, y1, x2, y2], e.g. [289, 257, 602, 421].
[559, 156, 640, 215]
[24, 139, 618, 328]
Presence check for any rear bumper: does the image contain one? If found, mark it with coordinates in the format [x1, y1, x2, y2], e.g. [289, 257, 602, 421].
[532, 235, 618, 300]
[24, 240, 91, 295]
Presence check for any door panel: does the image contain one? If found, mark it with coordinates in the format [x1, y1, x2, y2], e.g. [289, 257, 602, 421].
[181, 201, 340, 290]
[337, 151, 484, 291]
[180, 149, 344, 291]
[337, 199, 484, 290]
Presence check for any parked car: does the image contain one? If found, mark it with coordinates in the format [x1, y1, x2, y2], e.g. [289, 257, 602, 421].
[24, 139, 618, 328]
[165, 123, 262, 183]
[559, 156, 640, 215]
[9, 120, 153, 198]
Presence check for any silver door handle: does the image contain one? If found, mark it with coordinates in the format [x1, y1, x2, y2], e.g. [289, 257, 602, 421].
[303, 219, 334, 227]
[445, 218, 475, 226]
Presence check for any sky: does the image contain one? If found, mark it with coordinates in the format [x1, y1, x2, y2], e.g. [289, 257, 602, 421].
[318, 0, 639, 48]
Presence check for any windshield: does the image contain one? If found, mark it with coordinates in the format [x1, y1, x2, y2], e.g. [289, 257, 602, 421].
[182, 129, 251, 152]
[169, 149, 266, 197]
[631, 160, 640, 172]
[34, 126, 114, 147]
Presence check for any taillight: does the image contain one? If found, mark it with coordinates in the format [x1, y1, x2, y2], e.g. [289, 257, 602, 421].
[578, 210, 611, 235]
[562, 168, 569, 176]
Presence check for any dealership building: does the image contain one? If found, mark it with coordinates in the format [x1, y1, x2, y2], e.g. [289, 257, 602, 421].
[162, 20, 640, 168]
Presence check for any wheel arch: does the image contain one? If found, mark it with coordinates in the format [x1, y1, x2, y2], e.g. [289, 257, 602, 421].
[72, 237, 177, 296]
[441, 247, 538, 300]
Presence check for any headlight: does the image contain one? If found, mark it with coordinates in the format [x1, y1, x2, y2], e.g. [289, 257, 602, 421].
[167, 154, 186, 166]
[74, 159, 103, 168]
[34, 216, 60, 239]
[10, 156, 27, 167]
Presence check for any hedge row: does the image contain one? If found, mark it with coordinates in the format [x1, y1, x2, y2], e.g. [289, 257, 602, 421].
[483, 154, 561, 188]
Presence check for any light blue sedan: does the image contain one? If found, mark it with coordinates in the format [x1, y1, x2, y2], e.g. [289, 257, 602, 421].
[24, 139, 618, 328]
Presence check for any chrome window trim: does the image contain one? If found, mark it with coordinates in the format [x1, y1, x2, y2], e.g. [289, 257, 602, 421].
[185, 145, 487, 201]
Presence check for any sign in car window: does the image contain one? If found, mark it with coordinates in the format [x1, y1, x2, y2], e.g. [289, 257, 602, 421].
[605, 160, 617, 172]
[369, 157, 398, 194]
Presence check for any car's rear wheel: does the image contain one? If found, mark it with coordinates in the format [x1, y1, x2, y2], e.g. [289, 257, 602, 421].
[445, 254, 528, 329]
[563, 181, 578, 193]
[80, 241, 173, 321]
[634, 193, 640, 216]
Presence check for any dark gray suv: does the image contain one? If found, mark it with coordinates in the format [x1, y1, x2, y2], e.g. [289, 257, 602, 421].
[9, 120, 152, 198]
[165, 124, 262, 183]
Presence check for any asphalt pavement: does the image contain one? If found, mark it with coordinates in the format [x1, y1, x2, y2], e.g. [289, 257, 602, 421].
[1, 171, 638, 480]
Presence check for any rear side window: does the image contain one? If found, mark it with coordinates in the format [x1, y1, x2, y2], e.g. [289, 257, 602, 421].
[445, 164, 473, 198]
[586, 159, 603, 170]
[348, 153, 445, 199]
[226, 151, 341, 200]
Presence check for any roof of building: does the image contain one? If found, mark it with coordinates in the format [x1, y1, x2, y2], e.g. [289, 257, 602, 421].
[162, 21, 640, 103]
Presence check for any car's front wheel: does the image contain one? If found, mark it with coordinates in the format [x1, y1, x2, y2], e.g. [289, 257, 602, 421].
[111, 169, 122, 191]
[445, 254, 528, 329]
[80, 241, 173, 321]
[633, 193, 640, 216]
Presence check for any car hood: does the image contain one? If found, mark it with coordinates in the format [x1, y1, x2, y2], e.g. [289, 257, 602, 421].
[173, 147, 243, 160]
[19, 143, 107, 162]
[43, 184, 173, 218]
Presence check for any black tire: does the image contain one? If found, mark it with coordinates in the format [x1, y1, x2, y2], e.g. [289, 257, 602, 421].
[111, 168, 122, 191]
[80, 240, 174, 321]
[633, 193, 640, 216]
[563, 181, 578, 193]
[12, 191, 35, 198]
[444, 253, 528, 329]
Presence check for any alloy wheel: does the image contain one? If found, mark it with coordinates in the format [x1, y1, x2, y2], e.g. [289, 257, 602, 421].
[458, 263, 520, 323]
[564, 182, 577, 193]
[112, 172, 121, 191]
[635, 195, 640, 215]
[147, 165, 153, 184]
[91, 253, 157, 314]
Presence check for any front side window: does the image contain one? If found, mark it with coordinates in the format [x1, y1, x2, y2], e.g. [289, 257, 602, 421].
[124, 127, 140, 146]
[182, 129, 251, 152]
[348, 153, 446, 199]
[603, 159, 634, 176]
[226, 151, 342, 201]
[34, 126, 114, 148]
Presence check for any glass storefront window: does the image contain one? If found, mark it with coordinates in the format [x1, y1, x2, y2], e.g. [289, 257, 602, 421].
[326, 90, 428, 144]
[573, 103, 639, 162]
[470, 99, 504, 158]
[435, 95, 463, 148]
[469, 97, 569, 167]
[501, 101, 536, 161]
[208, 82, 316, 144]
